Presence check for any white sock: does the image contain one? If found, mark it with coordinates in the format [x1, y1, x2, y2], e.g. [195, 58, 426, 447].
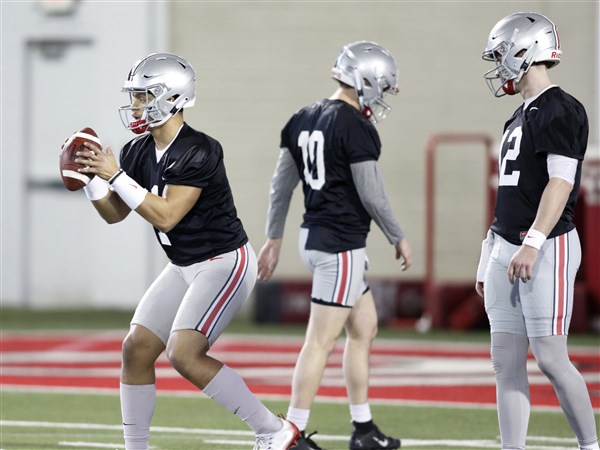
[286, 407, 310, 432]
[580, 443, 600, 450]
[120, 383, 156, 450]
[203, 365, 280, 435]
[349, 403, 372, 423]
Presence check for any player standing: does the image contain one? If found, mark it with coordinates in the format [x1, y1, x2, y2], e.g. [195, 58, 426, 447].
[476, 13, 599, 450]
[74, 52, 299, 450]
[257, 41, 412, 450]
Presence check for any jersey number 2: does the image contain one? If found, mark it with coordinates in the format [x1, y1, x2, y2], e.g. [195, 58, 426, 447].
[298, 130, 325, 190]
[498, 126, 522, 186]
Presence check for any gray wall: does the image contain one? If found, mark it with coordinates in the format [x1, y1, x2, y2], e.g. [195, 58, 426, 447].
[1, 1, 598, 308]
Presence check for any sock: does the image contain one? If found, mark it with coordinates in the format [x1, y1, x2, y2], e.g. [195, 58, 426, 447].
[579, 441, 600, 450]
[349, 403, 372, 424]
[120, 383, 156, 450]
[286, 407, 310, 432]
[203, 364, 281, 436]
[491, 333, 530, 449]
[530, 336, 598, 446]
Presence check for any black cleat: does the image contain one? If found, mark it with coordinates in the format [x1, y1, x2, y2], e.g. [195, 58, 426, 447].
[291, 431, 325, 450]
[349, 425, 400, 450]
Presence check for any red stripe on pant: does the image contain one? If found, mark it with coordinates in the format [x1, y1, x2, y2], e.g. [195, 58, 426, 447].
[336, 252, 349, 305]
[201, 246, 247, 335]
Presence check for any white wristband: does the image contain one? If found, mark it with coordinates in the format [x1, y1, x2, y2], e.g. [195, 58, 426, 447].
[522, 228, 547, 250]
[83, 176, 109, 201]
[111, 171, 148, 210]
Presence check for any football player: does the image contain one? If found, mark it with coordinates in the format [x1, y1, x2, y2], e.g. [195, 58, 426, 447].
[257, 41, 412, 450]
[476, 12, 599, 450]
[74, 52, 299, 450]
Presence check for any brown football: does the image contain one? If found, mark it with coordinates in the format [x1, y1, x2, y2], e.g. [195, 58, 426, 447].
[59, 127, 101, 191]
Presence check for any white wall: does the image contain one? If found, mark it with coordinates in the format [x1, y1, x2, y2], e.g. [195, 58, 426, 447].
[1, 0, 168, 308]
[1, 1, 598, 308]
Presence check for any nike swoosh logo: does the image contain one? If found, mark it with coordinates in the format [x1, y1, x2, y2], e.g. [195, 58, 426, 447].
[373, 437, 389, 447]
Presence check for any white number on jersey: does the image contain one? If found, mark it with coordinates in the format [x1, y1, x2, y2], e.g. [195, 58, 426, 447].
[151, 185, 171, 246]
[498, 126, 522, 186]
[298, 130, 325, 190]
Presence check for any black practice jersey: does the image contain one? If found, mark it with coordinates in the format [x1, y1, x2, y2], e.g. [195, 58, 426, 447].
[491, 87, 588, 245]
[119, 123, 248, 265]
[281, 99, 381, 253]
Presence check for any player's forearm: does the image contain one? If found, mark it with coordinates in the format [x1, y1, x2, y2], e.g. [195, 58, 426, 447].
[91, 190, 131, 224]
[351, 161, 404, 244]
[266, 148, 298, 238]
[530, 177, 573, 236]
[135, 185, 201, 233]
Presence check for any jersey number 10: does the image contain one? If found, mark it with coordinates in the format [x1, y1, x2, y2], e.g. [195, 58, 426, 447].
[298, 130, 325, 190]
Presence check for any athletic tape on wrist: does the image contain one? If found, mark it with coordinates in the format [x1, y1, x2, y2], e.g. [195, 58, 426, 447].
[522, 228, 546, 250]
[83, 176, 109, 201]
[111, 171, 148, 210]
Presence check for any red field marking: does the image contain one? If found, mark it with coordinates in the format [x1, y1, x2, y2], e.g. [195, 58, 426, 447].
[1, 333, 598, 409]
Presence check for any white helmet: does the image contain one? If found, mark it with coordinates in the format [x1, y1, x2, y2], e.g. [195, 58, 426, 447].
[119, 53, 196, 133]
[482, 12, 561, 97]
[331, 41, 399, 123]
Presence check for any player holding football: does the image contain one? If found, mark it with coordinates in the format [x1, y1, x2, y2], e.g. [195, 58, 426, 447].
[257, 41, 412, 450]
[74, 52, 299, 450]
[476, 13, 599, 450]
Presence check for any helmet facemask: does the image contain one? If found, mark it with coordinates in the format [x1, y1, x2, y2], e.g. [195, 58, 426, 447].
[358, 77, 398, 123]
[482, 35, 537, 97]
[119, 84, 185, 134]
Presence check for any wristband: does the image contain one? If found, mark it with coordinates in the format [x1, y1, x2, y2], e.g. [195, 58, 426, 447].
[522, 228, 546, 250]
[111, 171, 148, 210]
[83, 176, 109, 201]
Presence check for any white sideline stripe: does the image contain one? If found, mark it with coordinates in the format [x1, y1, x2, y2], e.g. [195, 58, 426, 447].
[58, 442, 125, 449]
[1, 421, 578, 449]
[3, 385, 580, 413]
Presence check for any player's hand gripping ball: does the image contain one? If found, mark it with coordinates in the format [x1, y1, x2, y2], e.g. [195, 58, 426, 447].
[59, 127, 101, 191]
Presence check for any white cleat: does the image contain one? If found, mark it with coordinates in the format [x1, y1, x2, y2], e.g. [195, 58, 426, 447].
[254, 417, 300, 450]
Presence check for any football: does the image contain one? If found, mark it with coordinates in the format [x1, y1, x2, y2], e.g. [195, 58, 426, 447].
[59, 127, 101, 191]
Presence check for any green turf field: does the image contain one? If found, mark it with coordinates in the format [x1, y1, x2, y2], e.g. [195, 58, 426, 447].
[1, 308, 598, 449]
[0, 390, 590, 450]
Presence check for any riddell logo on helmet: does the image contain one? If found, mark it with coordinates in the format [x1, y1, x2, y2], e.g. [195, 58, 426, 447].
[551, 51, 562, 59]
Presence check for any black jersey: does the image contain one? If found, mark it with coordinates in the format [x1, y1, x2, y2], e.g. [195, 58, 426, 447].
[119, 123, 248, 265]
[491, 87, 588, 245]
[281, 99, 381, 253]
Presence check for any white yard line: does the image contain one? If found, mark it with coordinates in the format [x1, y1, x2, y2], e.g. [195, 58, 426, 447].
[1, 420, 579, 449]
